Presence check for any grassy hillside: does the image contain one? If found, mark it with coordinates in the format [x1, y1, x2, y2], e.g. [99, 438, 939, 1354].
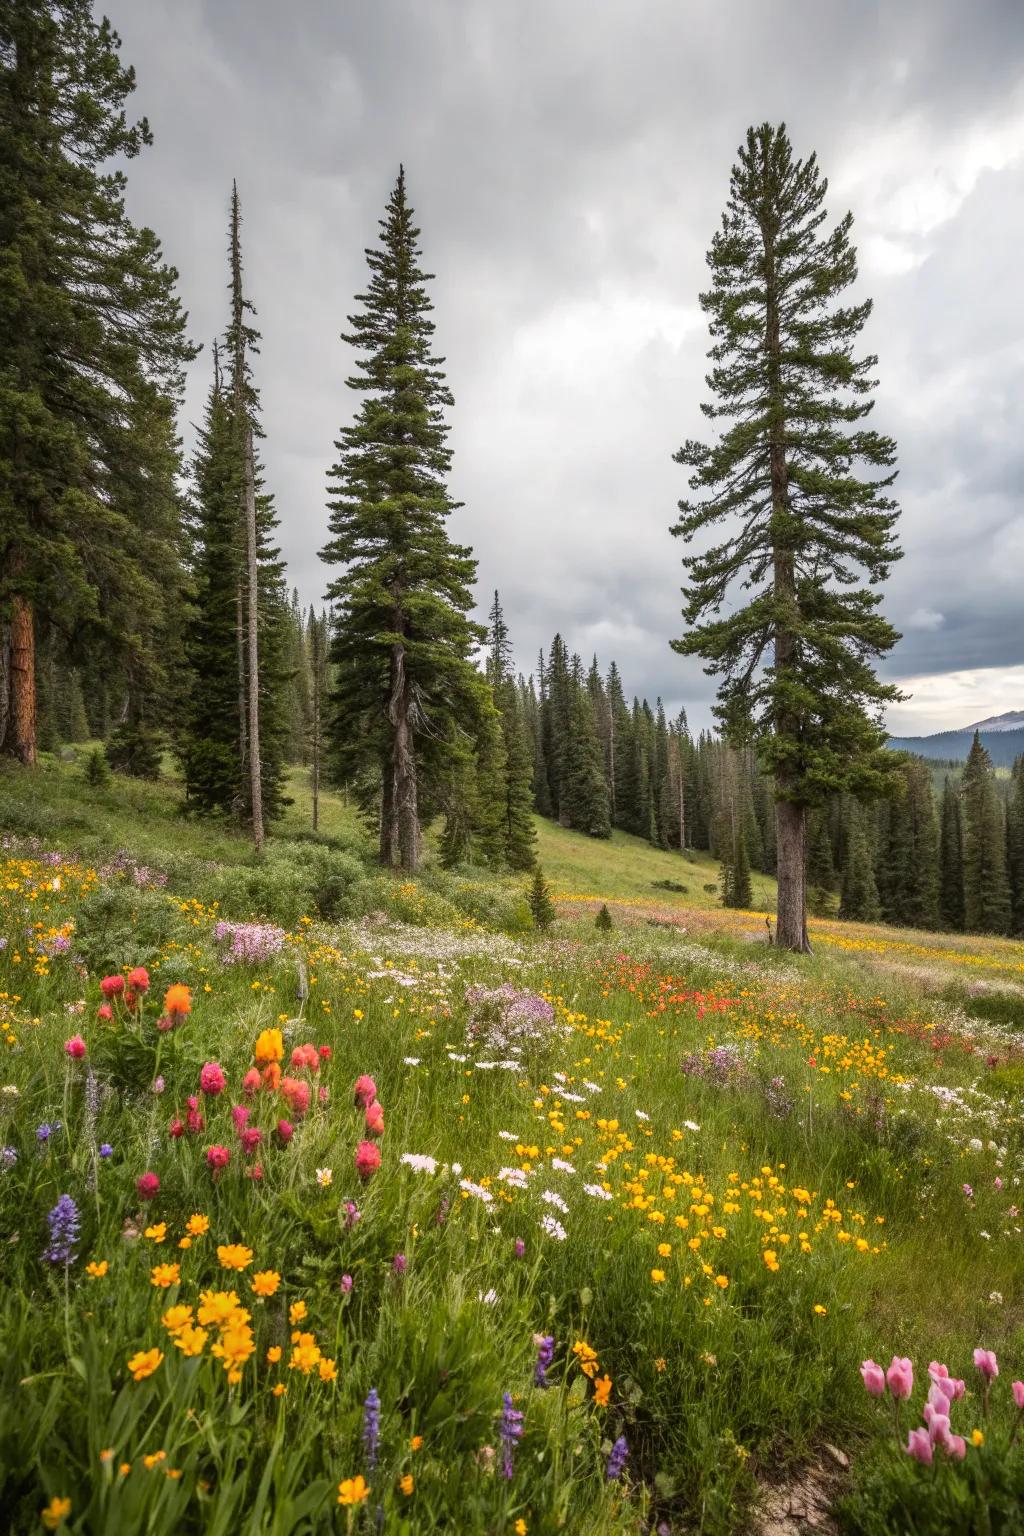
[1, 754, 1023, 1533]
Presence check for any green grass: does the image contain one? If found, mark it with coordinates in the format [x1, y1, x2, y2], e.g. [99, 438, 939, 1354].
[1, 758, 1023, 1534]
[533, 817, 777, 913]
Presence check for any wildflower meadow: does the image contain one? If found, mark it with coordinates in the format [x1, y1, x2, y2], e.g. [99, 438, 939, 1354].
[0, 765, 1023, 1534]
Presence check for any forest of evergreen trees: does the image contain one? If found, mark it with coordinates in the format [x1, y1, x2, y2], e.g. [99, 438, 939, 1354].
[2, 6, 1022, 941]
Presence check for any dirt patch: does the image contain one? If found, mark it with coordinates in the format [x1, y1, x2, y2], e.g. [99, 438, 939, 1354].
[752, 1448, 847, 1535]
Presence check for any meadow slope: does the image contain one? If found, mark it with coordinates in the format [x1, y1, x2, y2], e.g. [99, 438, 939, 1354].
[1, 757, 1023, 1535]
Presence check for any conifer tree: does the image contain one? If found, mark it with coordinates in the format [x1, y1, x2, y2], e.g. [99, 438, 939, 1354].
[961, 733, 1011, 934]
[482, 592, 535, 869]
[1, 2, 193, 764]
[560, 686, 611, 838]
[181, 192, 291, 830]
[1008, 756, 1024, 934]
[671, 123, 902, 951]
[321, 168, 485, 871]
[528, 865, 556, 929]
[938, 778, 965, 931]
[839, 806, 881, 921]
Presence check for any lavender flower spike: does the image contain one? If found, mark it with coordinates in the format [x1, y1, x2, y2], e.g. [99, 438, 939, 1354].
[534, 1334, 555, 1389]
[43, 1193, 80, 1266]
[606, 1435, 628, 1481]
[500, 1392, 524, 1478]
[362, 1387, 380, 1468]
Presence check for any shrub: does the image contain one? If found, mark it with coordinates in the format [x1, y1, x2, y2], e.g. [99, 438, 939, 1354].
[73, 884, 187, 974]
[595, 903, 614, 931]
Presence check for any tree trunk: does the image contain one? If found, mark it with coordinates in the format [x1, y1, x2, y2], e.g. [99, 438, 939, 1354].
[763, 204, 809, 953]
[236, 576, 247, 774]
[678, 747, 686, 853]
[775, 799, 810, 951]
[3, 594, 38, 765]
[387, 640, 418, 872]
[243, 425, 264, 853]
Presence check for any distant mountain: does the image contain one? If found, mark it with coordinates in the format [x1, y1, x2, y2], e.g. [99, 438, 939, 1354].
[886, 711, 1024, 768]
[964, 711, 1024, 734]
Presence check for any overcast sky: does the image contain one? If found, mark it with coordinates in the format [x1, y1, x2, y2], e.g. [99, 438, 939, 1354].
[114, 0, 1024, 735]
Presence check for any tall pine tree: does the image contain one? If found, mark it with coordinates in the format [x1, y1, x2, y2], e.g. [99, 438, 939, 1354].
[671, 123, 902, 951]
[1, 1, 193, 764]
[320, 168, 485, 872]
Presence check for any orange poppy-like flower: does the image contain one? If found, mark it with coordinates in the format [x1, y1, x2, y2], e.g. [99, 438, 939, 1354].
[163, 984, 192, 1018]
[254, 1028, 284, 1065]
[593, 1375, 612, 1407]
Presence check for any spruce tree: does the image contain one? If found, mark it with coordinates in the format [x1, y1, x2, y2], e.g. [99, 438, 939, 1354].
[1, 2, 193, 764]
[1008, 756, 1024, 934]
[961, 733, 1011, 934]
[528, 865, 556, 929]
[671, 123, 902, 952]
[560, 686, 611, 838]
[484, 592, 536, 869]
[938, 778, 965, 932]
[839, 806, 881, 921]
[321, 168, 485, 871]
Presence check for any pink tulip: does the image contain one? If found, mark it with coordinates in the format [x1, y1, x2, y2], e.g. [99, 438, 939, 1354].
[926, 1411, 951, 1445]
[1013, 1381, 1024, 1411]
[943, 1434, 967, 1460]
[861, 1360, 886, 1397]
[353, 1074, 377, 1109]
[886, 1356, 914, 1401]
[906, 1428, 933, 1465]
[973, 1348, 998, 1382]
[64, 1035, 86, 1059]
[928, 1379, 955, 1409]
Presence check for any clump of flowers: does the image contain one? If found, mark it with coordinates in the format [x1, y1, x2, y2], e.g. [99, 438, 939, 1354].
[861, 1349, 1024, 1465]
[215, 921, 286, 965]
[466, 984, 556, 1056]
[681, 1041, 748, 1085]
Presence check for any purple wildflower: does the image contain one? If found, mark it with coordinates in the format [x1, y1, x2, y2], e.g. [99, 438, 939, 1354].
[606, 1435, 628, 1481]
[344, 1201, 361, 1231]
[43, 1193, 80, 1265]
[514, 1238, 526, 1259]
[500, 1392, 524, 1479]
[363, 1388, 380, 1468]
[36, 1123, 53, 1143]
[340, 1273, 353, 1294]
[534, 1335, 555, 1388]
[1, 1147, 16, 1170]
[99, 1143, 113, 1159]
[393, 1253, 407, 1276]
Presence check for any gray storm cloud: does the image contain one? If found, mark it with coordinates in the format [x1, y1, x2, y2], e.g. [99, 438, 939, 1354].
[114, 0, 1024, 734]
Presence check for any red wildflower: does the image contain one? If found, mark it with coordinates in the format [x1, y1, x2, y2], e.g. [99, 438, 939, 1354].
[355, 1140, 381, 1180]
[136, 1171, 160, 1200]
